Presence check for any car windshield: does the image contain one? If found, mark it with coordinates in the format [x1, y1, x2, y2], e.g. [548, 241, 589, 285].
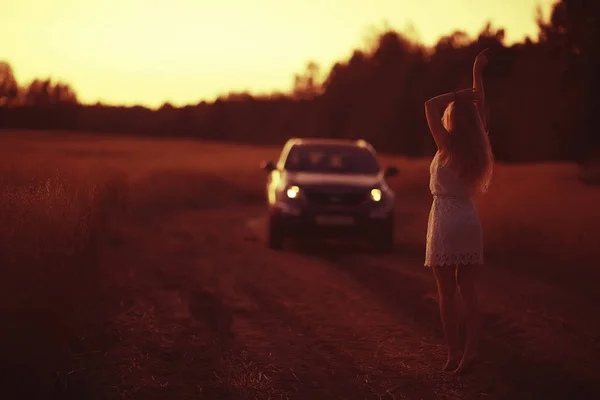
[283, 144, 380, 175]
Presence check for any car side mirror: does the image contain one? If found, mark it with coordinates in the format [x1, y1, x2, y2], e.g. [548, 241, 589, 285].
[260, 160, 276, 172]
[384, 166, 399, 177]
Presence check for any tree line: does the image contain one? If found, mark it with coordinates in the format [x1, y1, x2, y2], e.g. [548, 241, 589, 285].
[0, 0, 598, 162]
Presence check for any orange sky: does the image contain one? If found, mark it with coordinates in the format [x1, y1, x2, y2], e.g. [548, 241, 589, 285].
[3, 0, 557, 108]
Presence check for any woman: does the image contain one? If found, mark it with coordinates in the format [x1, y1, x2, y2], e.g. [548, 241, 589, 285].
[423, 49, 493, 375]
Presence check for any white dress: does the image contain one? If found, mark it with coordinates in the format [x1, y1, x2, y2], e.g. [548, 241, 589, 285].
[424, 152, 484, 267]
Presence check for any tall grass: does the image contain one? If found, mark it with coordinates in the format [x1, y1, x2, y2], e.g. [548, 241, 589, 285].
[0, 169, 127, 395]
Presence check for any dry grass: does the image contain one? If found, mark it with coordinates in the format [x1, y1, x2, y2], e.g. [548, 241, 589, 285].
[1, 130, 599, 399]
[0, 166, 129, 397]
[0, 131, 277, 398]
[479, 163, 600, 265]
[215, 352, 282, 399]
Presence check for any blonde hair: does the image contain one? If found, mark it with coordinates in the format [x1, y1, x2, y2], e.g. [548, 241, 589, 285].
[440, 98, 494, 193]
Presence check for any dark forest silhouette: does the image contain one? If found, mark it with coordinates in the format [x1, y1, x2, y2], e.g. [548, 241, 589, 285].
[0, 0, 598, 162]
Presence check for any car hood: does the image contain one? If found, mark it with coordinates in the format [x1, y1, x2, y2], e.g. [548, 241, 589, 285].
[286, 171, 382, 188]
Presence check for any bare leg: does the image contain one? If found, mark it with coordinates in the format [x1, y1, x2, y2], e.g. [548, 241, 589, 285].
[432, 266, 461, 371]
[454, 263, 481, 375]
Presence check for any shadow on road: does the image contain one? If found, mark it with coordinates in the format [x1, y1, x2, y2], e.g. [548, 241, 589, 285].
[240, 284, 439, 400]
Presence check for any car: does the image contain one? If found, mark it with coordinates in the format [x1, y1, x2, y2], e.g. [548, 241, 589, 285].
[260, 137, 398, 252]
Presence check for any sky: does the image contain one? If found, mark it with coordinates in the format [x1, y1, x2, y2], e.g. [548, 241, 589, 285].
[2, 0, 558, 108]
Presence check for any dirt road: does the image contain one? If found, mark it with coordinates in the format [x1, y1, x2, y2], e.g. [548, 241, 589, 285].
[82, 197, 600, 400]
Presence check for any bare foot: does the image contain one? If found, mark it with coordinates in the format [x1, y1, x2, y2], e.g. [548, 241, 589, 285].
[451, 354, 477, 375]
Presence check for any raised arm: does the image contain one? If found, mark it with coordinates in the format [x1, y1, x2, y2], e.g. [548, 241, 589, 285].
[425, 88, 480, 150]
[425, 93, 454, 149]
[473, 49, 489, 131]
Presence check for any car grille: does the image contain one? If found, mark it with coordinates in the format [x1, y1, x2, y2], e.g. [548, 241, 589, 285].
[303, 188, 368, 207]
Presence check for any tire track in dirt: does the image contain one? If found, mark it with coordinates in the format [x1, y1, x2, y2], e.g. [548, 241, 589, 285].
[237, 282, 455, 400]
[238, 284, 381, 400]
[97, 225, 240, 399]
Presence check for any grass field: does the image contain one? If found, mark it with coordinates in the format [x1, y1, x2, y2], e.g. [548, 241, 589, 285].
[1, 130, 599, 399]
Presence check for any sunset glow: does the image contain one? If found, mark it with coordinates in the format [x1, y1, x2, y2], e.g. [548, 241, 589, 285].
[3, 0, 557, 108]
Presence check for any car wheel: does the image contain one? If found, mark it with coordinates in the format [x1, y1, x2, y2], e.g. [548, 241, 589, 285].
[267, 215, 285, 250]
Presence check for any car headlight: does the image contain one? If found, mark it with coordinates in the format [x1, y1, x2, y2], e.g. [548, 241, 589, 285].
[286, 185, 300, 199]
[370, 188, 382, 202]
